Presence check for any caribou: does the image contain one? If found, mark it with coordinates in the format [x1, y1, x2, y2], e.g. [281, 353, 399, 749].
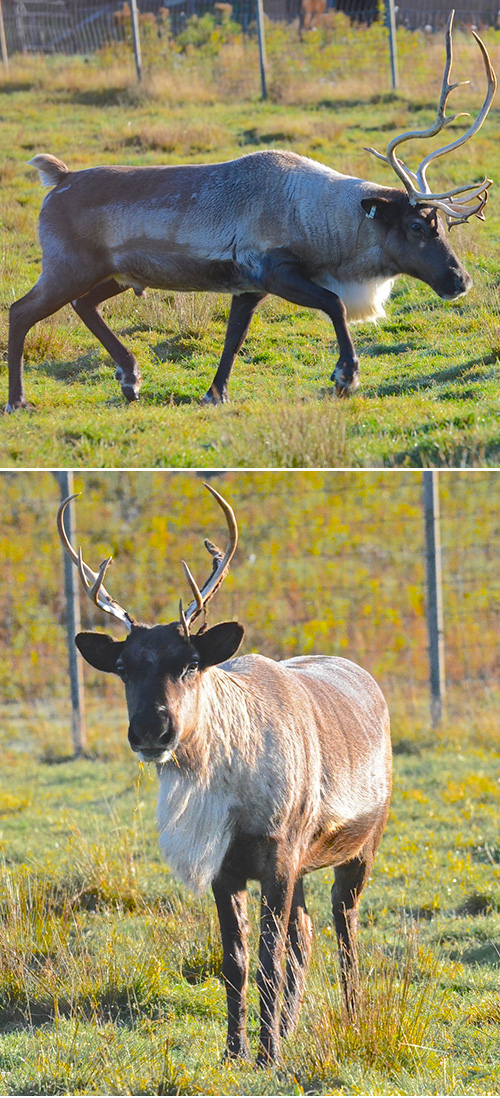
[7, 14, 496, 411]
[57, 485, 392, 1065]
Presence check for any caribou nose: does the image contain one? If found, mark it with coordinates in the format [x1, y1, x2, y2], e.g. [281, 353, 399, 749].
[440, 266, 473, 300]
[127, 708, 177, 754]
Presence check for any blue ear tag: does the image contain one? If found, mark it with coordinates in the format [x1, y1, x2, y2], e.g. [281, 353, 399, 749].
[366, 204, 377, 219]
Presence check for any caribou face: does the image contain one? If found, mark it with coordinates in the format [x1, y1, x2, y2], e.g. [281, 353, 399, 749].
[75, 620, 244, 763]
[361, 195, 473, 299]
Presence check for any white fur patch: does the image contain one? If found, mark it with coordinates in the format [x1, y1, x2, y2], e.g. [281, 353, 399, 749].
[314, 275, 394, 323]
[156, 767, 234, 894]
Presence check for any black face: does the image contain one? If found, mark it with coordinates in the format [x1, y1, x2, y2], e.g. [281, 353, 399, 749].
[361, 192, 473, 299]
[76, 620, 244, 762]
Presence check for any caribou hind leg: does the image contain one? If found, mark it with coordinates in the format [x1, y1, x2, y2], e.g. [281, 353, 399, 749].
[280, 877, 313, 1038]
[331, 819, 387, 1019]
[7, 270, 107, 412]
[201, 291, 266, 405]
[71, 279, 142, 403]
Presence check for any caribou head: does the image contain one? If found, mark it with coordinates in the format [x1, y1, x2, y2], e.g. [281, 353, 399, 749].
[57, 484, 243, 763]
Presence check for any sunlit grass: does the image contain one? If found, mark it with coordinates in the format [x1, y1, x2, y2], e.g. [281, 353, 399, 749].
[1, 21, 500, 466]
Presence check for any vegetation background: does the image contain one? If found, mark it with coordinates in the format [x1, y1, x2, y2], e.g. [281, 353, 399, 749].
[0, 468, 499, 1094]
[1, 14, 500, 465]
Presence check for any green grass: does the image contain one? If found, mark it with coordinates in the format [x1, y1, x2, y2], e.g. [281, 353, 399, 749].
[0, 692, 499, 1094]
[1, 22, 500, 466]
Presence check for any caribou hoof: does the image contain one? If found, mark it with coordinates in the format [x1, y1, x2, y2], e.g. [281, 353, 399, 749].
[5, 399, 35, 413]
[115, 366, 141, 403]
[200, 386, 227, 406]
[121, 384, 140, 403]
[332, 364, 360, 398]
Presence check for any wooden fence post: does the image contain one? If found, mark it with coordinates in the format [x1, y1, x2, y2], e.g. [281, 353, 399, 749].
[54, 470, 87, 757]
[422, 471, 446, 727]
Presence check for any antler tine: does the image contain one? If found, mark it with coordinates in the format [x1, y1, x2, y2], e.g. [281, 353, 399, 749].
[414, 20, 497, 195]
[57, 494, 134, 632]
[365, 11, 496, 225]
[181, 560, 204, 613]
[179, 599, 190, 641]
[181, 483, 238, 631]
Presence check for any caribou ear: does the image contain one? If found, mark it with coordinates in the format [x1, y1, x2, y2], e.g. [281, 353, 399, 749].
[191, 622, 244, 670]
[361, 196, 398, 225]
[76, 632, 125, 673]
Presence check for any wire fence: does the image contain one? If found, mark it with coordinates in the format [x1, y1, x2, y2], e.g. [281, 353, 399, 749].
[1, 0, 498, 60]
[1, 470, 500, 748]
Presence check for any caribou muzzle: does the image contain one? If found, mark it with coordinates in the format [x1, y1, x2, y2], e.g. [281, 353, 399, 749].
[128, 707, 179, 761]
[436, 263, 473, 301]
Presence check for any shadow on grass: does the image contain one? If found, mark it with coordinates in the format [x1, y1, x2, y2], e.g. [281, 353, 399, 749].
[30, 351, 106, 384]
[153, 334, 202, 364]
[0, 987, 157, 1034]
[27, 349, 201, 406]
[448, 941, 500, 966]
[65, 87, 138, 108]
[364, 354, 498, 398]
[0, 81, 36, 94]
[389, 437, 500, 468]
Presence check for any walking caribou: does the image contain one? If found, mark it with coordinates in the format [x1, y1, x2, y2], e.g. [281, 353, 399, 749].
[57, 485, 392, 1065]
[7, 13, 496, 411]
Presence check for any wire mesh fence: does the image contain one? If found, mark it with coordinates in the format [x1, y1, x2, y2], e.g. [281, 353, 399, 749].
[1, 470, 499, 746]
[2, 0, 498, 59]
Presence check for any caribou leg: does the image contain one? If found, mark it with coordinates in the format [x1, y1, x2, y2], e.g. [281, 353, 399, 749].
[7, 270, 107, 412]
[280, 877, 313, 1038]
[256, 860, 295, 1066]
[212, 871, 252, 1061]
[261, 253, 360, 396]
[201, 292, 266, 406]
[71, 279, 142, 403]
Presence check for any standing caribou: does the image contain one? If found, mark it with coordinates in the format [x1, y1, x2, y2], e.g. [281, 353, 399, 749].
[6, 13, 496, 411]
[57, 485, 392, 1065]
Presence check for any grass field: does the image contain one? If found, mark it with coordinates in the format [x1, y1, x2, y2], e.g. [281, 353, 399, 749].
[1, 19, 500, 466]
[0, 691, 499, 1095]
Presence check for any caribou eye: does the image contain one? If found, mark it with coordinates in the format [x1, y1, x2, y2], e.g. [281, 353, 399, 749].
[182, 660, 199, 678]
[409, 219, 426, 237]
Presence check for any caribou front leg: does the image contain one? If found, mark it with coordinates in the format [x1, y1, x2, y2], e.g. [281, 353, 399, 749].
[261, 252, 359, 396]
[202, 292, 266, 405]
[256, 861, 295, 1067]
[212, 872, 252, 1061]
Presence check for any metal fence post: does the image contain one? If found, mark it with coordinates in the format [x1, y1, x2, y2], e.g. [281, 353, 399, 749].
[386, 0, 398, 91]
[255, 0, 267, 100]
[54, 470, 87, 757]
[0, 0, 8, 74]
[422, 471, 446, 727]
[130, 0, 142, 82]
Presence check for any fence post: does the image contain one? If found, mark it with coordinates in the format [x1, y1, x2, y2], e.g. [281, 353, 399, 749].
[255, 0, 267, 100]
[0, 0, 8, 74]
[54, 470, 87, 757]
[386, 0, 398, 91]
[130, 0, 142, 82]
[422, 471, 446, 727]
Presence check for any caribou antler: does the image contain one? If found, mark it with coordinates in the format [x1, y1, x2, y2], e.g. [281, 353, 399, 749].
[366, 10, 496, 227]
[179, 483, 238, 638]
[57, 494, 135, 631]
